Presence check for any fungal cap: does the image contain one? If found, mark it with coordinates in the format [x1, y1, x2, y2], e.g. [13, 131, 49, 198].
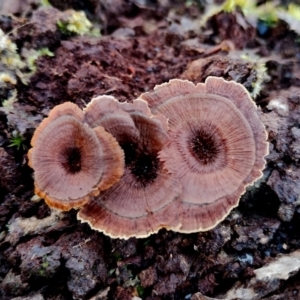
[140, 76, 268, 233]
[29, 114, 124, 211]
[77, 171, 182, 239]
[78, 98, 182, 239]
[31, 102, 84, 147]
[84, 95, 120, 127]
[84, 96, 168, 132]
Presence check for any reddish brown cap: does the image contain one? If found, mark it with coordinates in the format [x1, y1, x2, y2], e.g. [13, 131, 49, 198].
[78, 97, 182, 238]
[28, 111, 124, 210]
[84, 95, 168, 136]
[84, 95, 120, 127]
[140, 77, 268, 233]
[84, 96, 140, 144]
[31, 102, 84, 147]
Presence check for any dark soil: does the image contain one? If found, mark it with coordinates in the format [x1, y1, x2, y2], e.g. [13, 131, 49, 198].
[1, 1, 300, 299]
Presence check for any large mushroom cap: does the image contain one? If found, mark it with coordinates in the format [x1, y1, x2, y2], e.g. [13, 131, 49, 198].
[28, 112, 124, 211]
[78, 97, 182, 239]
[140, 77, 268, 233]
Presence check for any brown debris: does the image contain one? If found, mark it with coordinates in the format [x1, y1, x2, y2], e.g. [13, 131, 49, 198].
[181, 55, 263, 96]
[223, 250, 300, 300]
[5, 210, 68, 246]
[267, 168, 300, 222]
[153, 273, 186, 296]
[59, 232, 108, 299]
[16, 7, 62, 49]
[231, 215, 280, 251]
[0, 269, 29, 296]
[260, 87, 300, 222]
[139, 266, 157, 287]
[140, 77, 268, 233]
[0, 147, 21, 191]
[210, 12, 256, 49]
[18, 30, 199, 109]
[0, 0, 39, 16]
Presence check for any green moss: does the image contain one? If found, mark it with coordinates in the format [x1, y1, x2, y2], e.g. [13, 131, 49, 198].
[8, 131, 26, 151]
[201, 0, 280, 29]
[112, 251, 122, 261]
[40, 0, 52, 7]
[57, 10, 92, 36]
[136, 284, 144, 297]
[222, 0, 256, 13]
[108, 268, 116, 276]
[0, 29, 24, 70]
[41, 261, 49, 269]
[26, 48, 54, 72]
[256, 2, 279, 27]
[277, 3, 300, 35]
[286, 3, 300, 20]
[38, 255, 51, 277]
[240, 53, 269, 98]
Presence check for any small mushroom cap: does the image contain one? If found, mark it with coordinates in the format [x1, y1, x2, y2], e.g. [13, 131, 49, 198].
[84, 95, 168, 133]
[31, 102, 84, 147]
[84, 96, 141, 146]
[78, 97, 182, 238]
[84, 95, 120, 127]
[28, 115, 124, 211]
[140, 77, 268, 233]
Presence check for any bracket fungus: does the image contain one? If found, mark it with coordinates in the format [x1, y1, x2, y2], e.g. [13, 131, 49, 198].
[28, 76, 268, 239]
[78, 96, 182, 239]
[140, 77, 268, 233]
[28, 102, 124, 211]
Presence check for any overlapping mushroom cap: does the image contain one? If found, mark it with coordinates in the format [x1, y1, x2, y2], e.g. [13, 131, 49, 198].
[28, 76, 268, 238]
[28, 102, 124, 211]
[140, 77, 268, 233]
[78, 96, 182, 238]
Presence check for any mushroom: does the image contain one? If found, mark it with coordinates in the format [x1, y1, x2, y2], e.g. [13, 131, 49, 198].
[28, 102, 124, 210]
[78, 96, 182, 239]
[30, 102, 84, 147]
[140, 77, 268, 233]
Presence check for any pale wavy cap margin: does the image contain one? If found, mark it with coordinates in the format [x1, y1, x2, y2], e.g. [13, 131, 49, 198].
[28, 103, 124, 211]
[30, 102, 84, 147]
[140, 76, 269, 233]
[84, 95, 168, 132]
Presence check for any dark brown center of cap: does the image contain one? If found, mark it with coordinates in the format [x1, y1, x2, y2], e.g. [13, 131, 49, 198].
[189, 126, 223, 165]
[61, 146, 82, 174]
[130, 152, 159, 187]
[121, 141, 160, 187]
